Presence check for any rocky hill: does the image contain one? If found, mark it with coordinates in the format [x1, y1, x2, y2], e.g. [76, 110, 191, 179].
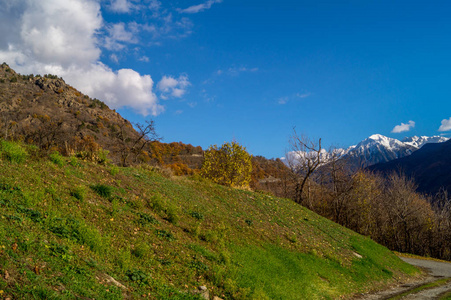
[0, 63, 206, 167]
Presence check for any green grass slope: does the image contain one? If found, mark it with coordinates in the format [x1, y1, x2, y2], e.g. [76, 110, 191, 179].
[0, 141, 419, 299]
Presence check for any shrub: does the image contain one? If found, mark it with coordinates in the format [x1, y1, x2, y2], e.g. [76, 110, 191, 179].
[201, 141, 252, 188]
[0, 141, 28, 163]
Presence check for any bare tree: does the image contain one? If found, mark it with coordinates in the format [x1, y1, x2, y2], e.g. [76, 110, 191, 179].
[112, 119, 161, 166]
[286, 128, 325, 206]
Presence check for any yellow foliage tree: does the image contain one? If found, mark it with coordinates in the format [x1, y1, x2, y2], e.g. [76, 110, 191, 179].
[201, 141, 252, 188]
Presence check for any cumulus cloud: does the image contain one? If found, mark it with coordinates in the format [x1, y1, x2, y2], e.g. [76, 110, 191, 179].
[391, 120, 415, 133]
[0, 0, 174, 116]
[179, 0, 222, 14]
[438, 117, 451, 132]
[157, 75, 190, 99]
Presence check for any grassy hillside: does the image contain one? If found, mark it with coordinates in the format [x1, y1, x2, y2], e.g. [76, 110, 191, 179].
[0, 141, 419, 299]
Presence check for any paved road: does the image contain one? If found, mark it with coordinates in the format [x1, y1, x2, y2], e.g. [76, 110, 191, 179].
[398, 257, 451, 278]
[356, 256, 451, 300]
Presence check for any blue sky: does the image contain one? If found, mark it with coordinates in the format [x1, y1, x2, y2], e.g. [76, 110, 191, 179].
[1, 0, 451, 158]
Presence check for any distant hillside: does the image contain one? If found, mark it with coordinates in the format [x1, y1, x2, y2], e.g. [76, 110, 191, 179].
[0, 140, 420, 299]
[368, 139, 451, 196]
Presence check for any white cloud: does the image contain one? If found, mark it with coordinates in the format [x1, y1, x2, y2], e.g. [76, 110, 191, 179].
[391, 120, 415, 133]
[438, 117, 451, 132]
[5, 0, 102, 69]
[0, 0, 168, 116]
[104, 22, 139, 50]
[110, 54, 119, 63]
[139, 14, 193, 41]
[296, 92, 311, 99]
[278, 97, 288, 105]
[109, 0, 133, 13]
[179, 0, 222, 14]
[227, 66, 259, 76]
[64, 64, 163, 116]
[157, 75, 190, 99]
[148, 0, 161, 11]
[277, 92, 311, 105]
[139, 56, 150, 62]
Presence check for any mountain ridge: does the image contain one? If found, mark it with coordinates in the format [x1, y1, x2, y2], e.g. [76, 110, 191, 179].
[368, 139, 451, 196]
[284, 133, 449, 170]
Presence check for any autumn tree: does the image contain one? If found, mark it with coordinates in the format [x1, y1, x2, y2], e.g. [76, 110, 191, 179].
[201, 141, 252, 188]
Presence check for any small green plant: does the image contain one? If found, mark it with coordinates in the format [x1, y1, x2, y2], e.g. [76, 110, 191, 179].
[189, 259, 209, 273]
[96, 149, 110, 165]
[156, 258, 172, 266]
[137, 213, 159, 226]
[49, 151, 65, 166]
[0, 141, 28, 163]
[190, 211, 204, 220]
[190, 222, 202, 238]
[48, 243, 72, 261]
[285, 233, 297, 244]
[147, 194, 165, 212]
[155, 229, 175, 241]
[69, 156, 81, 167]
[16, 207, 43, 223]
[164, 203, 180, 224]
[131, 243, 151, 259]
[126, 269, 149, 286]
[70, 186, 86, 201]
[109, 165, 120, 175]
[91, 184, 113, 199]
[245, 219, 253, 226]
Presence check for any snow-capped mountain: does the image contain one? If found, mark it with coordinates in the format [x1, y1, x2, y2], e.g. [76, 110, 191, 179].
[341, 134, 450, 169]
[284, 134, 449, 170]
[401, 136, 449, 149]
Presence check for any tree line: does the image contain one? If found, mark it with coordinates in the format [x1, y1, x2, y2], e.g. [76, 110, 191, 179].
[285, 130, 451, 260]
